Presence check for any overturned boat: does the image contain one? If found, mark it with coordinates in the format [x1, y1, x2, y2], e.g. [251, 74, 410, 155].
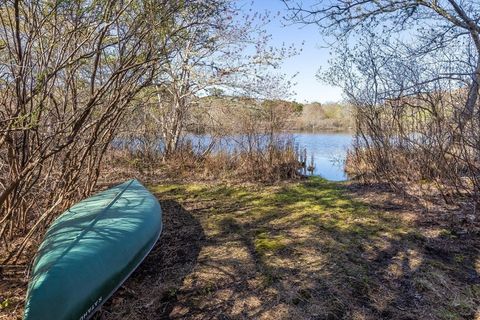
[24, 179, 162, 320]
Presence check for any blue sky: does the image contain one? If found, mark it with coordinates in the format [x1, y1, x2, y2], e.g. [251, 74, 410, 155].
[242, 0, 343, 103]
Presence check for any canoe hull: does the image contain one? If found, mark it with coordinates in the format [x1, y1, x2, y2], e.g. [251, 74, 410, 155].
[24, 179, 162, 320]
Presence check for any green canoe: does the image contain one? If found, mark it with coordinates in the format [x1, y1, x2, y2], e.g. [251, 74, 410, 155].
[24, 179, 162, 320]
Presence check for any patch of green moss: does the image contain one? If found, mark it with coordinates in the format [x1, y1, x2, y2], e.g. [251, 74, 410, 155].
[254, 232, 286, 254]
[438, 228, 457, 239]
[453, 254, 465, 263]
[150, 177, 409, 242]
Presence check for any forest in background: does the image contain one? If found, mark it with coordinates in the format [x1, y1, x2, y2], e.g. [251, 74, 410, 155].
[188, 96, 353, 134]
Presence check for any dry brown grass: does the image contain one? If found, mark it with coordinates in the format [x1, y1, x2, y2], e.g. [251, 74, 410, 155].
[115, 140, 303, 184]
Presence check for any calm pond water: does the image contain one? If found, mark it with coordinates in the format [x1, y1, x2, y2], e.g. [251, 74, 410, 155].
[187, 132, 353, 181]
[117, 132, 354, 181]
[292, 132, 353, 181]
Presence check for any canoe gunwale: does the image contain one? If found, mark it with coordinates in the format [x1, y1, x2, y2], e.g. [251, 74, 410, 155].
[84, 220, 163, 320]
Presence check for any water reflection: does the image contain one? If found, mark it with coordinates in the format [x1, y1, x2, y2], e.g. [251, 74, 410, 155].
[113, 132, 354, 181]
[292, 132, 353, 181]
[187, 132, 353, 181]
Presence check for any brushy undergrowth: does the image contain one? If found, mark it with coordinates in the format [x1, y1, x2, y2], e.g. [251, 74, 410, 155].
[113, 139, 303, 183]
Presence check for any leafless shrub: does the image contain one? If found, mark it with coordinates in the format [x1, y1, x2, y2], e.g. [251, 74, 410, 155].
[0, 0, 184, 262]
[285, 0, 480, 215]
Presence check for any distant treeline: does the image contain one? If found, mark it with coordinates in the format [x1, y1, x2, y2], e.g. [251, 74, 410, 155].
[188, 96, 354, 134]
[291, 102, 354, 132]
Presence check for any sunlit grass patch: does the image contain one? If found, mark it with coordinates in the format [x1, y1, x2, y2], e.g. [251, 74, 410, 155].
[147, 177, 479, 319]
[150, 177, 412, 249]
[254, 232, 286, 255]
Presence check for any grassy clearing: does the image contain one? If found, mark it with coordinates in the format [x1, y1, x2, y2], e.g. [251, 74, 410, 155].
[2, 177, 478, 319]
[94, 177, 479, 319]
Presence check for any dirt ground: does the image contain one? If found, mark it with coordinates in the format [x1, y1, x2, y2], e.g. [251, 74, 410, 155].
[2, 178, 480, 319]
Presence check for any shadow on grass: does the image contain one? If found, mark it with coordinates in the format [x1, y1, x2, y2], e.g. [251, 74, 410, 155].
[95, 199, 205, 320]
[101, 178, 480, 319]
